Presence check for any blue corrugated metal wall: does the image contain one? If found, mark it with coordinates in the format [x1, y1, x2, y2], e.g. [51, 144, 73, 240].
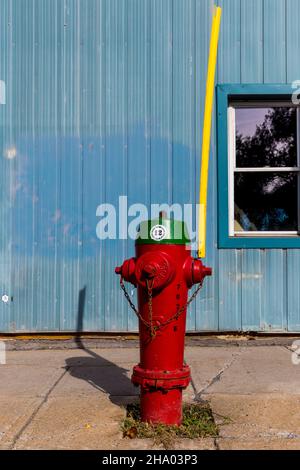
[0, 0, 299, 332]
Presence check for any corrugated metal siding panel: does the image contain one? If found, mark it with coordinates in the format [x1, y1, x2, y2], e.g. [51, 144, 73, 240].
[217, 0, 241, 83]
[104, 0, 128, 331]
[241, 250, 263, 331]
[263, 0, 286, 83]
[0, 0, 299, 332]
[34, 0, 62, 331]
[216, 0, 242, 331]
[79, 0, 105, 332]
[126, 0, 150, 332]
[286, 0, 300, 332]
[150, 0, 173, 205]
[287, 251, 300, 331]
[240, 1, 263, 331]
[11, 0, 39, 331]
[195, 0, 219, 331]
[59, 0, 82, 331]
[262, 0, 288, 332]
[218, 250, 242, 330]
[241, 0, 263, 83]
[173, 0, 196, 330]
[261, 250, 287, 331]
[287, 0, 300, 82]
[0, 0, 13, 332]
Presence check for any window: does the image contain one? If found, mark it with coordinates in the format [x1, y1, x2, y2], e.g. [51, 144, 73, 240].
[229, 103, 299, 235]
[217, 84, 300, 248]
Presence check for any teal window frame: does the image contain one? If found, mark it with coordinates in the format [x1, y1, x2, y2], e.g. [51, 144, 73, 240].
[217, 83, 300, 249]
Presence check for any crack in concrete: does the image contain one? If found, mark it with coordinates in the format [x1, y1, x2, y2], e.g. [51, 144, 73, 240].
[282, 344, 299, 362]
[282, 344, 294, 353]
[8, 367, 70, 450]
[189, 374, 199, 399]
[193, 349, 244, 400]
[214, 437, 220, 450]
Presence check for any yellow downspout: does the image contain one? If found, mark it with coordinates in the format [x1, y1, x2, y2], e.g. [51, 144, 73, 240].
[198, 5, 222, 259]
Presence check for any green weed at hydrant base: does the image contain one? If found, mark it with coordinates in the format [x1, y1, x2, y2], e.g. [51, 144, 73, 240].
[122, 402, 224, 449]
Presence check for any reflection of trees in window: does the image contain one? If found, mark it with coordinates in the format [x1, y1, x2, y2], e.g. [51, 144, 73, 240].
[234, 107, 298, 232]
[235, 172, 297, 231]
[236, 107, 297, 167]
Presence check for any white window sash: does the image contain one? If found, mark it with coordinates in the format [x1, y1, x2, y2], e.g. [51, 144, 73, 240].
[234, 167, 300, 172]
[228, 106, 235, 237]
[228, 103, 300, 237]
[235, 231, 298, 237]
[230, 101, 299, 108]
[297, 107, 300, 233]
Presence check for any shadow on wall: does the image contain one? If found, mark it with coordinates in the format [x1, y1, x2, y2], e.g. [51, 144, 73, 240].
[65, 286, 139, 406]
[4, 129, 211, 332]
[8, 130, 199, 258]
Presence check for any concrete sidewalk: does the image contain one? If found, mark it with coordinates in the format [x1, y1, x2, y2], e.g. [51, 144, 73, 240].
[0, 343, 300, 450]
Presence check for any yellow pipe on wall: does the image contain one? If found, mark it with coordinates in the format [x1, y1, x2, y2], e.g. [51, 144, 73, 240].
[198, 5, 222, 259]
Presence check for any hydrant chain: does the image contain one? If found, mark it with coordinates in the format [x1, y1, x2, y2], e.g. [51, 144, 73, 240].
[120, 277, 150, 329]
[120, 275, 204, 340]
[146, 279, 156, 339]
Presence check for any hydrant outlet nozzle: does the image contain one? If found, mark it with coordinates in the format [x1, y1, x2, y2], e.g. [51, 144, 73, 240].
[203, 266, 212, 277]
[183, 258, 212, 287]
[115, 258, 137, 285]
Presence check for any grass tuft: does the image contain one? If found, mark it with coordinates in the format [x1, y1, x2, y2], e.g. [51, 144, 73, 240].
[122, 402, 224, 449]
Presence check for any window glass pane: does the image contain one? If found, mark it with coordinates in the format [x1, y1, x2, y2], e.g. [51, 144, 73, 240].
[235, 107, 297, 168]
[234, 172, 298, 232]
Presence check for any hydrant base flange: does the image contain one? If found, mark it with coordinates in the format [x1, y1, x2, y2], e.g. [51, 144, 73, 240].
[131, 364, 190, 391]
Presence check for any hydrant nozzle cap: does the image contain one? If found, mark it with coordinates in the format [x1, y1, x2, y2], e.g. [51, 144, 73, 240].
[142, 263, 158, 278]
[204, 266, 212, 276]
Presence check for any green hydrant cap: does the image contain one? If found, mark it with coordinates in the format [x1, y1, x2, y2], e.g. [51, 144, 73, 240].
[136, 216, 191, 245]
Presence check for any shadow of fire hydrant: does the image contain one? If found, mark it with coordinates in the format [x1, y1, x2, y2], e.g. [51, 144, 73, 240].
[65, 287, 138, 406]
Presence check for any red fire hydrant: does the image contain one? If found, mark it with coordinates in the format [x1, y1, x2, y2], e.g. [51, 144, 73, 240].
[115, 217, 211, 426]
